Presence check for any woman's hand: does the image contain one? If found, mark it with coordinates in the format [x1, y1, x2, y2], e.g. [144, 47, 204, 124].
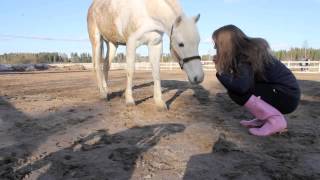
[212, 55, 217, 64]
[213, 55, 222, 75]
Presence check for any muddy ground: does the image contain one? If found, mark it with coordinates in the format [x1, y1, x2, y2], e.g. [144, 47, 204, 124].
[0, 70, 319, 180]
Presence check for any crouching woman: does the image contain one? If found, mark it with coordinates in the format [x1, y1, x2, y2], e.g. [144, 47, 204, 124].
[212, 25, 301, 136]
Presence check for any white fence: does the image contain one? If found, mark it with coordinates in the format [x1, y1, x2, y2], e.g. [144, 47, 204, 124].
[52, 60, 320, 73]
[282, 61, 320, 73]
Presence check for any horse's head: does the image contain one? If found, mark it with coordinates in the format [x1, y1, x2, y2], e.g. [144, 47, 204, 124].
[170, 14, 204, 85]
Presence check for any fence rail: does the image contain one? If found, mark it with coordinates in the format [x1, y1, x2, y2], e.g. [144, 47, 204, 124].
[51, 60, 320, 73]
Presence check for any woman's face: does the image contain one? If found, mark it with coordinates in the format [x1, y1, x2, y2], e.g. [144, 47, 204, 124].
[212, 37, 217, 50]
[212, 37, 220, 58]
[212, 37, 218, 63]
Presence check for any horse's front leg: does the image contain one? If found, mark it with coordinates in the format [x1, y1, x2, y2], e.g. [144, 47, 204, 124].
[125, 38, 136, 106]
[148, 39, 168, 110]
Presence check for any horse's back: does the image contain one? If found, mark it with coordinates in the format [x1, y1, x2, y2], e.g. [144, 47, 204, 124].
[88, 0, 150, 44]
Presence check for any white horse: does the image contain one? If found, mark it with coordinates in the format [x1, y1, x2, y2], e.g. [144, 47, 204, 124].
[87, 0, 204, 110]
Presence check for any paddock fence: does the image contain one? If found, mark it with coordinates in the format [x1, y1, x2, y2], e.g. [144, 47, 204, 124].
[51, 60, 320, 73]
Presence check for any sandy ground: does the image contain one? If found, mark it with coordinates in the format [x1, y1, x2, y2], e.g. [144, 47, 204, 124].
[0, 69, 319, 180]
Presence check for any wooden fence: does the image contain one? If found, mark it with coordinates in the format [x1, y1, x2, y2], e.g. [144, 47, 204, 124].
[52, 60, 320, 73]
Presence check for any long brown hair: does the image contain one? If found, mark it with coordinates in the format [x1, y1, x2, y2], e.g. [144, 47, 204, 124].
[212, 25, 274, 79]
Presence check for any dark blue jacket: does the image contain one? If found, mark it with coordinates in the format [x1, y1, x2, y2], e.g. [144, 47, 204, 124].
[216, 58, 301, 99]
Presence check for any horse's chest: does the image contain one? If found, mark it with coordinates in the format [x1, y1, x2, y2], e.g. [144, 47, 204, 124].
[138, 32, 163, 46]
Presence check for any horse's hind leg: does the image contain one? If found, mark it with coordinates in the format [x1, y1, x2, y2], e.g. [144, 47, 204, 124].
[106, 42, 117, 75]
[125, 37, 137, 106]
[89, 27, 108, 98]
[104, 42, 118, 98]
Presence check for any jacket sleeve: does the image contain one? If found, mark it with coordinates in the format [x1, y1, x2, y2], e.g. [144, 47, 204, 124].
[216, 63, 254, 94]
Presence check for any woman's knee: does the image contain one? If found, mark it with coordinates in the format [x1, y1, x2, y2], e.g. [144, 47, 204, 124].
[228, 91, 251, 106]
[278, 98, 300, 114]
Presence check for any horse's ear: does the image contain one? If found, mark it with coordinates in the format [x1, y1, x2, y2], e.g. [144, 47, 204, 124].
[193, 14, 201, 23]
[174, 16, 183, 26]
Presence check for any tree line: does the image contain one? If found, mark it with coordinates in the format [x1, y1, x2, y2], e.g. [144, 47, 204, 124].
[273, 48, 320, 61]
[0, 52, 140, 64]
[1, 48, 319, 64]
[0, 52, 92, 64]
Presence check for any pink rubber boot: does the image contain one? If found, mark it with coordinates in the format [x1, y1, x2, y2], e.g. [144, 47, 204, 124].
[240, 118, 266, 128]
[240, 96, 266, 128]
[244, 95, 287, 136]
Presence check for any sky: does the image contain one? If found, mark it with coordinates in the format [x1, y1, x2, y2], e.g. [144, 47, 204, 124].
[0, 0, 319, 55]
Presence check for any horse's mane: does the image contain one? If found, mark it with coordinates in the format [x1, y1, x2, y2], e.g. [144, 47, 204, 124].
[164, 0, 183, 15]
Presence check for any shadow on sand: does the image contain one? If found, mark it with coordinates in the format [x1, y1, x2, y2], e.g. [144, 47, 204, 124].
[0, 97, 185, 179]
[108, 80, 210, 109]
[15, 124, 185, 179]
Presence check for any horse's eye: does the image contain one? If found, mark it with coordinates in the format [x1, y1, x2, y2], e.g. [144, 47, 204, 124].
[178, 43, 184, 47]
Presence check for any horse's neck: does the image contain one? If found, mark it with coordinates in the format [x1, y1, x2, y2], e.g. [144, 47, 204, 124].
[164, 0, 183, 16]
[148, 0, 184, 34]
[162, 0, 185, 33]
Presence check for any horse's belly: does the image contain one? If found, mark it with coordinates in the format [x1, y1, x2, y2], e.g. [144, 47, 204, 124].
[98, 22, 127, 45]
[94, 0, 141, 45]
[93, 0, 147, 45]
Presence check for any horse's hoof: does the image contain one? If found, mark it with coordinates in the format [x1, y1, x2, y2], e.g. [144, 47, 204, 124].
[157, 103, 168, 111]
[99, 88, 108, 99]
[99, 94, 108, 100]
[126, 103, 136, 107]
[126, 100, 136, 106]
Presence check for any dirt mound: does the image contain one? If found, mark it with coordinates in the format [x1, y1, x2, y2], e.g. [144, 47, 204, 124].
[0, 64, 49, 72]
